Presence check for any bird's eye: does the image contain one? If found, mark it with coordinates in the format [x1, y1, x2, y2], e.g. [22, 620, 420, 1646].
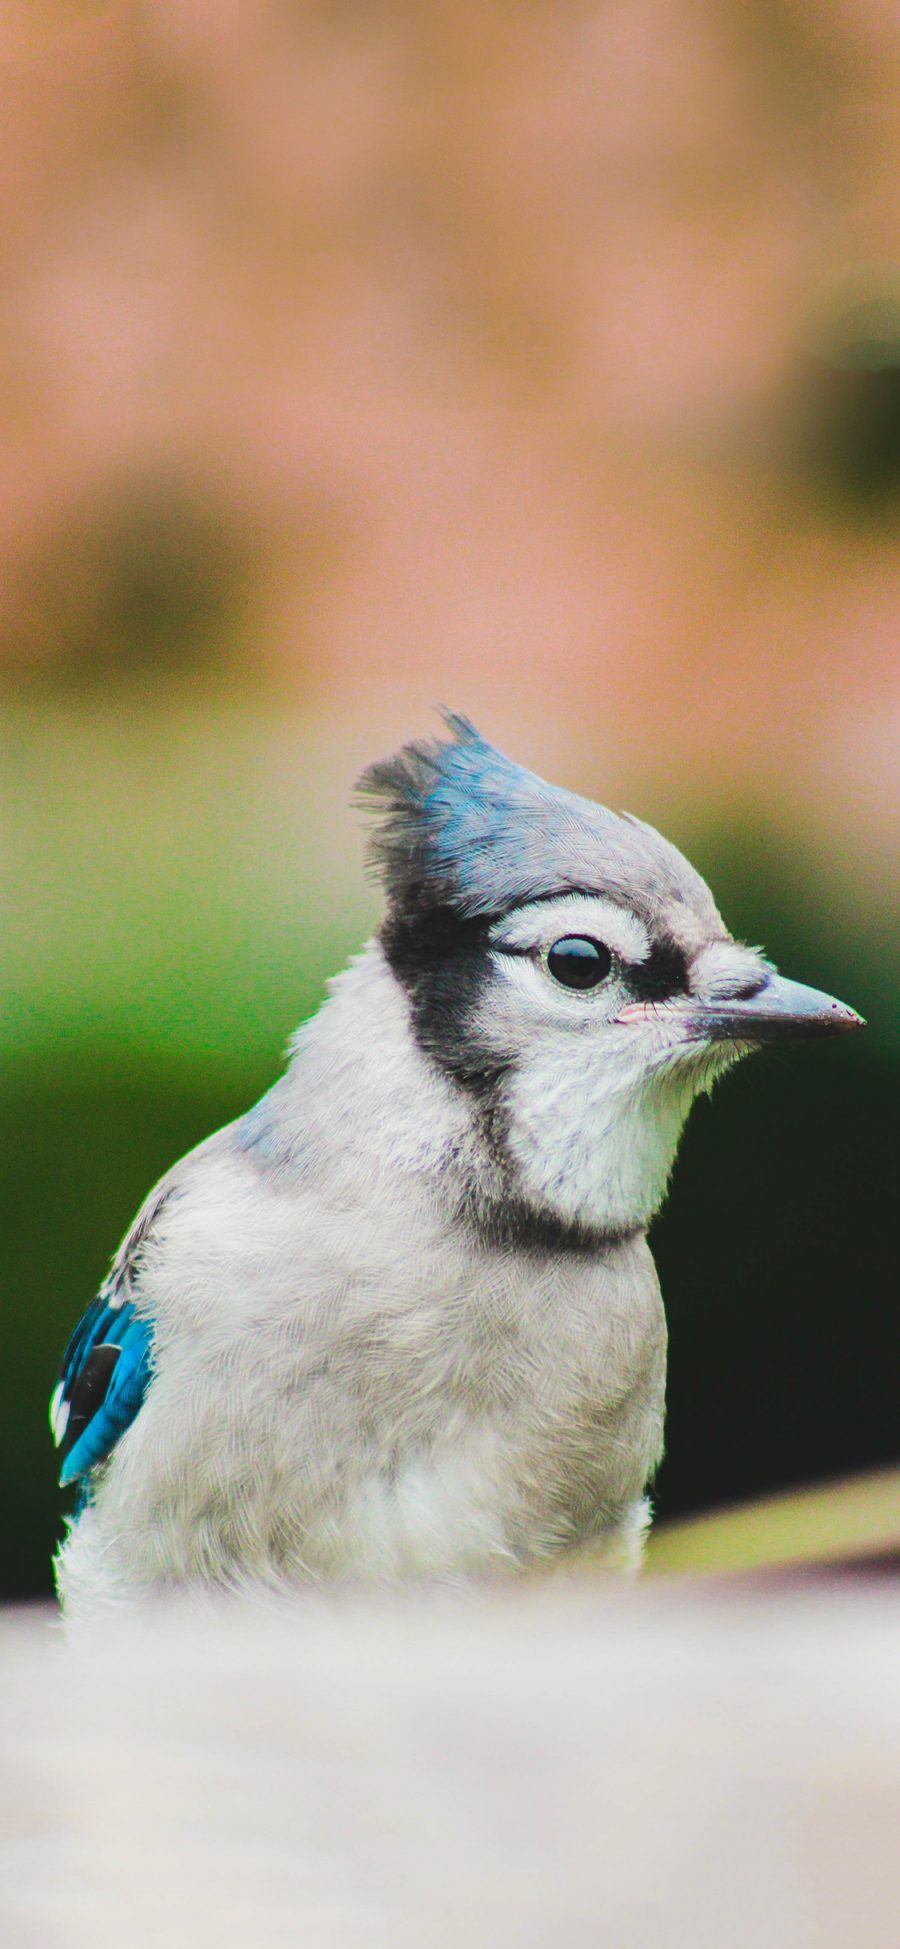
[546, 936, 613, 990]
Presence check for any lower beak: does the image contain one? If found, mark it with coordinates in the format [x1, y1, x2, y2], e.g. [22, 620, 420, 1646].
[682, 972, 865, 1044]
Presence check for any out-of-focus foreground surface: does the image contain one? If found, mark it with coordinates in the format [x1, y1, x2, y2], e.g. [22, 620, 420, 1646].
[1, 1583, 899, 1948]
[1, 2, 897, 1596]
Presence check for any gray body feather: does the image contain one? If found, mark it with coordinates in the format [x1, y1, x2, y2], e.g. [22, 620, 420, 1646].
[58, 948, 665, 1610]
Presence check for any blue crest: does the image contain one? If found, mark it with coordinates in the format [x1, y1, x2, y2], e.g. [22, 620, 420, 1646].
[358, 711, 714, 928]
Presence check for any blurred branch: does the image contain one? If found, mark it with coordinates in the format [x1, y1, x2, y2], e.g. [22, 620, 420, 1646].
[641, 1467, 900, 1575]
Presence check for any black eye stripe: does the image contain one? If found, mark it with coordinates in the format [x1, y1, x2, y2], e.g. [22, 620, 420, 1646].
[628, 941, 689, 1002]
[546, 936, 613, 990]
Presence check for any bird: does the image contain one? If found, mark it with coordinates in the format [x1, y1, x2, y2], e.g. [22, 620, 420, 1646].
[50, 713, 863, 1613]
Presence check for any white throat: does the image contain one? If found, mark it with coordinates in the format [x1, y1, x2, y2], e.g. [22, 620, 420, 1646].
[499, 1042, 716, 1234]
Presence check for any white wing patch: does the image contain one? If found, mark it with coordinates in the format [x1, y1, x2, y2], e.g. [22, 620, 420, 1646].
[49, 1383, 70, 1447]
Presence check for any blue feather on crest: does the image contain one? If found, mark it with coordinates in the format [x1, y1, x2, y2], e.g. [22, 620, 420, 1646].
[358, 706, 725, 941]
[358, 710, 628, 923]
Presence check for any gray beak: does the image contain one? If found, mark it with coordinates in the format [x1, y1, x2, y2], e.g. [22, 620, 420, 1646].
[689, 972, 865, 1044]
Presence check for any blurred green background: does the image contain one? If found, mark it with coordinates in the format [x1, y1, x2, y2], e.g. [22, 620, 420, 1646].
[1, 2, 897, 1596]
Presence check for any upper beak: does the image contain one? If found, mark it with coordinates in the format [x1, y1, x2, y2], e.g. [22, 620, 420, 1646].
[681, 972, 865, 1044]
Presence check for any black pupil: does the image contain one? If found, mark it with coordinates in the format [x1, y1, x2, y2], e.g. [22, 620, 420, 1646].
[547, 936, 612, 990]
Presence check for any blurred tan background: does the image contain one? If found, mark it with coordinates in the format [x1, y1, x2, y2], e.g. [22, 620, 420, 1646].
[2, 1, 900, 792]
[1, 0, 897, 1596]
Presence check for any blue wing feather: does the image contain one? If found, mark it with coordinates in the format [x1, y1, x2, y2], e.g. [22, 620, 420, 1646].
[51, 1185, 171, 1492]
[52, 1292, 155, 1488]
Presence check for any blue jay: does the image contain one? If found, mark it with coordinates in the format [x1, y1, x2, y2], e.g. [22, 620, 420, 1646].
[51, 714, 862, 1611]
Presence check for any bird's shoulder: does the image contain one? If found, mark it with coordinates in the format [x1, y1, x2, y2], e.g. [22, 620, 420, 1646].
[49, 1168, 177, 1489]
[49, 1123, 235, 1491]
[49, 1099, 307, 1489]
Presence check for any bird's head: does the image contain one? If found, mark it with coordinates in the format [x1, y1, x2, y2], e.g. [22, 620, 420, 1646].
[360, 715, 863, 1239]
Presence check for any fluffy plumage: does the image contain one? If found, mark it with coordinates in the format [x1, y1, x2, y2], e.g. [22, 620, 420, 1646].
[51, 715, 861, 1613]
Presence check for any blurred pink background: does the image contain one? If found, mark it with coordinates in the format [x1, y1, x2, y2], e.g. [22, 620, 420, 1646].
[1, 0, 898, 850]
